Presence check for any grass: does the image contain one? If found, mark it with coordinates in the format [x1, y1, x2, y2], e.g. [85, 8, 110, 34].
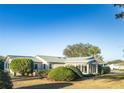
[12, 72, 124, 89]
[98, 74, 124, 80]
[12, 70, 124, 89]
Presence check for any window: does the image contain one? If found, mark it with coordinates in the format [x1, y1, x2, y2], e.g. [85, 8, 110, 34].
[84, 66, 87, 73]
[43, 64, 46, 69]
[93, 65, 96, 73]
[49, 64, 52, 69]
[41, 64, 43, 69]
[6, 63, 8, 68]
[34, 64, 38, 70]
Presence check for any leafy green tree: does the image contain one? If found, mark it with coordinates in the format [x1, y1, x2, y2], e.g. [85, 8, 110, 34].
[0, 70, 13, 89]
[0, 56, 5, 70]
[114, 4, 124, 19]
[10, 58, 34, 76]
[63, 43, 101, 57]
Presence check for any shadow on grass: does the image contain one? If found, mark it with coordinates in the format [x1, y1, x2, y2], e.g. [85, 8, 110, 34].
[16, 83, 73, 89]
[12, 76, 39, 82]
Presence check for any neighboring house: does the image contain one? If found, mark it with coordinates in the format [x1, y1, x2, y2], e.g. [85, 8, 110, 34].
[108, 64, 124, 70]
[4, 55, 104, 76]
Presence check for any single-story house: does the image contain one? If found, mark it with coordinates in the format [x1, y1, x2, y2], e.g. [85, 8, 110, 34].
[108, 63, 124, 70]
[4, 55, 104, 76]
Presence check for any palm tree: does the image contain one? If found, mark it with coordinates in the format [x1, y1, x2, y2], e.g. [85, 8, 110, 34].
[89, 46, 101, 57]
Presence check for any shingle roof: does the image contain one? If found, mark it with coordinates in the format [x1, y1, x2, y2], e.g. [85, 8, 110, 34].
[37, 55, 96, 64]
[7, 55, 42, 62]
[6, 55, 104, 64]
[65, 56, 95, 63]
[37, 55, 66, 63]
[94, 57, 105, 64]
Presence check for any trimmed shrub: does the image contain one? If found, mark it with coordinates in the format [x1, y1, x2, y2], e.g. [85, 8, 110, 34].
[10, 58, 34, 76]
[66, 65, 83, 78]
[98, 65, 111, 75]
[38, 69, 51, 78]
[102, 66, 111, 74]
[0, 62, 4, 70]
[0, 56, 5, 70]
[48, 67, 77, 81]
[0, 70, 13, 89]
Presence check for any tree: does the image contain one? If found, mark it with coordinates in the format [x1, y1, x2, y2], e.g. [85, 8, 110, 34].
[63, 43, 101, 57]
[114, 4, 124, 19]
[0, 70, 13, 89]
[0, 56, 5, 70]
[10, 58, 34, 76]
[89, 46, 101, 57]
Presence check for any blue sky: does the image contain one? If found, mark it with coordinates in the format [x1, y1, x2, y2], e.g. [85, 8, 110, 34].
[0, 4, 124, 61]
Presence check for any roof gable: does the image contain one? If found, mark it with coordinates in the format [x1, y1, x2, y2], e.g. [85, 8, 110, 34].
[65, 56, 95, 63]
[36, 55, 66, 63]
[6, 55, 42, 62]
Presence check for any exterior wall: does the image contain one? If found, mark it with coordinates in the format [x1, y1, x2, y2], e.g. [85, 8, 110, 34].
[50, 63, 65, 69]
[34, 62, 43, 71]
[119, 66, 124, 69]
[4, 57, 12, 72]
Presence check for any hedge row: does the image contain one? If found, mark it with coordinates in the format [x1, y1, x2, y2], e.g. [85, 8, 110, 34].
[98, 65, 111, 74]
[38, 66, 83, 81]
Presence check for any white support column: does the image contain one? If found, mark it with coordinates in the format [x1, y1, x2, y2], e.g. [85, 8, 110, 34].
[90, 64, 92, 74]
[96, 64, 98, 74]
[91, 65, 92, 74]
[80, 65, 82, 72]
[87, 64, 89, 74]
[90, 65, 92, 74]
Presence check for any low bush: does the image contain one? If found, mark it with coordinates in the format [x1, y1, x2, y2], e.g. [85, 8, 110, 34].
[48, 67, 77, 81]
[66, 65, 83, 78]
[0, 70, 13, 89]
[38, 69, 51, 78]
[102, 66, 111, 74]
